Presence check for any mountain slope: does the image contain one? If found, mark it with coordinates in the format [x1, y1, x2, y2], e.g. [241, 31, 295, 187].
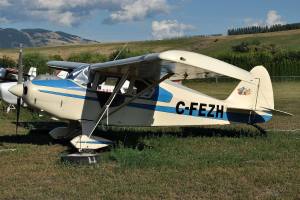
[0, 28, 98, 48]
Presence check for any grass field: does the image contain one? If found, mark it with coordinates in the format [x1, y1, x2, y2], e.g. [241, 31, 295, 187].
[0, 81, 299, 199]
[1, 29, 300, 60]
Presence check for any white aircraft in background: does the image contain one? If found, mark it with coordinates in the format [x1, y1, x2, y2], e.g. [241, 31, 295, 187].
[9, 50, 292, 155]
[0, 67, 37, 112]
[0, 64, 78, 113]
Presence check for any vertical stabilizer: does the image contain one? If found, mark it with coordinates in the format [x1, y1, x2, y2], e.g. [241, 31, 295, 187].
[226, 66, 274, 123]
[226, 65, 274, 110]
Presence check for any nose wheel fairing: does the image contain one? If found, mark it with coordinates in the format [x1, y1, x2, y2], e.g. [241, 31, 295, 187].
[71, 135, 113, 152]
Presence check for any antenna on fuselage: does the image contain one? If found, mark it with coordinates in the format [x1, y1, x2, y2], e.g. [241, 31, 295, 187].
[113, 42, 128, 61]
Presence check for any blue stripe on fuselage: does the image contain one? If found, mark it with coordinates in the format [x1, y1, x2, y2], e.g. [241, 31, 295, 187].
[152, 86, 173, 103]
[39, 89, 98, 101]
[128, 102, 226, 120]
[32, 79, 86, 91]
[33, 79, 173, 102]
[127, 103, 272, 123]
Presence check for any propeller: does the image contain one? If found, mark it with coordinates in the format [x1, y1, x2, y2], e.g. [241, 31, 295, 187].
[16, 44, 23, 134]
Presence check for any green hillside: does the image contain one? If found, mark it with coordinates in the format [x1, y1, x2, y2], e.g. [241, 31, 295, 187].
[0, 29, 300, 76]
[1, 29, 300, 59]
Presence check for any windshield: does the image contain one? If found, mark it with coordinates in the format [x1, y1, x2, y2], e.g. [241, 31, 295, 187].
[67, 65, 90, 86]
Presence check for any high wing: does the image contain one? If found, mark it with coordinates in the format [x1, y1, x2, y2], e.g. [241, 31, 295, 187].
[47, 61, 89, 72]
[90, 50, 255, 83]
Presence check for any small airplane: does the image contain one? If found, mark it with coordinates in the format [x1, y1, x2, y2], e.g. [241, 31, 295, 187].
[0, 65, 37, 82]
[0, 67, 37, 112]
[9, 49, 292, 154]
[0, 52, 73, 113]
[0, 67, 18, 82]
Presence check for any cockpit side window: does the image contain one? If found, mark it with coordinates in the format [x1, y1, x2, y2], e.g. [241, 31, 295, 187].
[78, 70, 155, 98]
[132, 79, 155, 98]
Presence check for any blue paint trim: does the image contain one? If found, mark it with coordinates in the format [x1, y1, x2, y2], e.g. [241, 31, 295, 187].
[257, 113, 272, 122]
[128, 103, 226, 119]
[32, 79, 86, 91]
[128, 103, 272, 123]
[262, 114, 272, 122]
[226, 111, 272, 123]
[152, 86, 173, 103]
[39, 89, 98, 101]
[33, 80, 172, 103]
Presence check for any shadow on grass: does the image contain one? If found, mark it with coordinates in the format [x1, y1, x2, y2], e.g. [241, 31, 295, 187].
[0, 129, 70, 146]
[16, 121, 68, 131]
[0, 121, 68, 146]
[0, 121, 267, 150]
[94, 125, 267, 150]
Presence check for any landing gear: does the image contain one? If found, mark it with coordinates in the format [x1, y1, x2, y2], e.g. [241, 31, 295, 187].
[251, 123, 267, 135]
[6, 104, 16, 113]
[70, 135, 113, 151]
[60, 136, 113, 165]
[49, 121, 113, 165]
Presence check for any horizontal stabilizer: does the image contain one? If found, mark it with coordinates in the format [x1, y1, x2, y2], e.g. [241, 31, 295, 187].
[228, 106, 293, 116]
[261, 107, 293, 116]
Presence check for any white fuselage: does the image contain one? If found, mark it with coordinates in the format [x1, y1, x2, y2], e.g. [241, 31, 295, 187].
[12, 77, 272, 128]
[20, 79, 236, 127]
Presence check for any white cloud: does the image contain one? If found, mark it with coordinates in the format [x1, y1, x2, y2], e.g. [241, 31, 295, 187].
[0, 0, 170, 26]
[107, 0, 169, 24]
[0, 0, 10, 7]
[30, 10, 79, 27]
[152, 20, 195, 40]
[244, 10, 286, 27]
[266, 10, 285, 26]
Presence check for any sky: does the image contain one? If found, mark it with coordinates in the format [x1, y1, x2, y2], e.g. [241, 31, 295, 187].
[0, 0, 299, 42]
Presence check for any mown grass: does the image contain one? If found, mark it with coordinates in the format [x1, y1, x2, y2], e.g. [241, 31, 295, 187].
[0, 81, 299, 200]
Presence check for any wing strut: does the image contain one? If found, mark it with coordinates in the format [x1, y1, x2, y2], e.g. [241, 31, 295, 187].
[87, 71, 129, 137]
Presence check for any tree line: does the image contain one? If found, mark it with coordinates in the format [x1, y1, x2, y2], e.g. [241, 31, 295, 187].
[0, 48, 149, 74]
[217, 51, 300, 76]
[228, 22, 300, 35]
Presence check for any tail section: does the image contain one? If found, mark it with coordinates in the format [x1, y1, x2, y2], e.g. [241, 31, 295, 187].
[226, 66, 274, 123]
